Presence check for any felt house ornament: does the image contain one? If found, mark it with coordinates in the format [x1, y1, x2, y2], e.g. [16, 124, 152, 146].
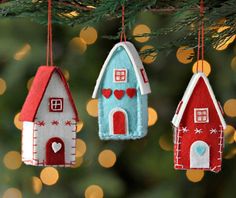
[20, 66, 79, 167]
[92, 41, 151, 140]
[172, 72, 226, 173]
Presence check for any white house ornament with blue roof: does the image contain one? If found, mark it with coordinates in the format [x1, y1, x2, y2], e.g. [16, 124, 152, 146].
[92, 41, 151, 140]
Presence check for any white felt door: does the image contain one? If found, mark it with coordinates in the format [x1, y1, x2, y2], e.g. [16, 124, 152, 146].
[190, 140, 210, 168]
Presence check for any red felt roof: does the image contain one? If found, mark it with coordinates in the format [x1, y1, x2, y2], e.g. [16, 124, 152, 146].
[20, 66, 79, 122]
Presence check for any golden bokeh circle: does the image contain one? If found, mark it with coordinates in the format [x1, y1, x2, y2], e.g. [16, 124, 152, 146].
[86, 99, 98, 117]
[223, 99, 236, 117]
[77, 120, 84, 133]
[230, 56, 236, 71]
[2, 188, 22, 198]
[159, 135, 172, 151]
[192, 60, 211, 76]
[27, 77, 34, 91]
[14, 113, 23, 130]
[98, 149, 117, 168]
[32, 176, 42, 194]
[76, 139, 87, 157]
[0, 78, 7, 95]
[80, 27, 98, 45]
[3, 151, 22, 170]
[148, 107, 158, 126]
[186, 170, 204, 183]
[72, 157, 84, 168]
[62, 69, 70, 81]
[133, 24, 151, 43]
[140, 45, 157, 64]
[176, 46, 195, 64]
[40, 167, 59, 186]
[70, 37, 87, 54]
[85, 185, 104, 198]
[224, 125, 235, 144]
[214, 35, 236, 51]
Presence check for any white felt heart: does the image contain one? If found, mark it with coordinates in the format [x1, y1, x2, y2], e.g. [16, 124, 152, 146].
[52, 142, 62, 153]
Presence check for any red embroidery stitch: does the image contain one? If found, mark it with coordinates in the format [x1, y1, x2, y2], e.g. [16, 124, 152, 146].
[65, 120, 72, 126]
[37, 121, 45, 126]
[51, 120, 59, 125]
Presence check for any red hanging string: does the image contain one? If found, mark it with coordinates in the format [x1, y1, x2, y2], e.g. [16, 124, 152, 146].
[120, 5, 127, 42]
[197, 0, 204, 73]
[46, 0, 53, 66]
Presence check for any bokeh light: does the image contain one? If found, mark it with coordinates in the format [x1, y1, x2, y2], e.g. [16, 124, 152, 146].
[32, 176, 42, 194]
[0, 78, 7, 95]
[80, 27, 98, 45]
[76, 139, 87, 157]
[2, 188, 22, 198]
[98, 149, 117, 168]
[77, 120, 84, 133]
[72, 157, 83, 168]
[86, 99, 98, 117]
[224, 125, 235, 144]
[230, 56, 236, 71]
[186, 170, 204, 183]
[70, 37, 87, 54]
[176, 46, 195, 64]
[85, 185, 104, 198]
[3, 151, 22, 170]
[192, 60, 211, 76]
[140, 45, 157, 64]
[14, 112, 22, 130]
[159, 135, 172, 151]
[27, 77, 34, 91]
[40, 167, 59, 186]
[14, 44, 31, 60]
[148, 107, 158, 126]
[223, 99, 236, 117]
[133, 24, 151, 43]
[62, 69, 70, 81]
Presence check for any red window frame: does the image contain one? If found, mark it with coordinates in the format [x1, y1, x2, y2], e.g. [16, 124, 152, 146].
[114, 69, 127, 82]
[140, 68, 149, 83]
[194, 108, 209, 123]
[49, 98, 64, 112]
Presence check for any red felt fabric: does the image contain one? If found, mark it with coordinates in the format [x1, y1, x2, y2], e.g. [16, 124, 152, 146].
[113, 111, 126, 134]
[114, 90, 125, 100]
[20, 66, 79, 122]
[46, 137, 65, 165]
[102, 89, 112, 98]
[126, 88, 136, 98]
[174, 77, 223, 172]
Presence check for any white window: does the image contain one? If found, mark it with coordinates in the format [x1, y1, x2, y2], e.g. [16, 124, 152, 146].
[49, 98, 63, 112]
[194, 108, 209, 123]
[113, 69, 127, 83]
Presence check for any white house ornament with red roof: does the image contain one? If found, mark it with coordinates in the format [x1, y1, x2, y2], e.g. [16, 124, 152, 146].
[92, 41, 151, 140]
[20, 66, 79, 167]
[172, 72, 226, 173]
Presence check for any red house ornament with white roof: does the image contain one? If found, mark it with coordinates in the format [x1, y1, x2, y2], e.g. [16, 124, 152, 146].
[172, 72, 226, 173]
[20, 66, 79, 167]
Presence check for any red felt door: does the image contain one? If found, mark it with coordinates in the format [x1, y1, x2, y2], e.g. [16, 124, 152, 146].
[46, 137, 65, 165]
[113, 111, 126, 134]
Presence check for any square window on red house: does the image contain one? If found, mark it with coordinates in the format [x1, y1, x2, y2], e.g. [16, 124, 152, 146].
[49, 98, 64, 112]
[194, 108, 209, 123]
[113, 69, 127, 83]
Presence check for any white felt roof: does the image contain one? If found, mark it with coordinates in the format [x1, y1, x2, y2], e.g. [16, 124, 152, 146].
[92, 41, 151, 98]
[171, 72, 226, 129]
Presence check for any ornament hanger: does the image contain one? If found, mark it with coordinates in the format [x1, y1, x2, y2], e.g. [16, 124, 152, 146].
[46, 0, 53, 66]
[120, 4, 127, 42]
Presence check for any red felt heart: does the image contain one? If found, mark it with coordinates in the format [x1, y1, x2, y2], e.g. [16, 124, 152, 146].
[114, 90, 125, 100]
[126, 88, 137, 98]
[102, 89, 112, 98]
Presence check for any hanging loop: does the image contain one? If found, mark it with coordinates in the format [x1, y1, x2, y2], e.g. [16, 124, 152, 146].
[197, 0, 204, 73]
[46, 0, 53, 66]
[120, 4, 127, 42]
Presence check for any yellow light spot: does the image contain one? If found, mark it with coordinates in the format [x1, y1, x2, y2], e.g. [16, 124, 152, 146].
[77, 120, 84, 133]
[133, 24, 151, 43]
[85, 185, 104, 198]
[3, 151, 22, 170]
[14, 44, 31, 60]
[61, 11, 79, 18]
[76, 139, 87, 157]
[234, 131, 236, 142]
[2, 188, 22, 198]
[0, 78, 7, 95]
[223, 99, 236, 117]
[224, 125, 235, 144]
[176, 46, 195, 64]
[148, 107, 158, 126]
[80, 27, 98, 45]
[98, 149, 117, 168]
[14, 113, 22, 130]
[186, 170, 204, 183]
[62, 69, 70, 81]
[70, 37, 87, 54]
[224, 148, 236, 159]
[217, 26, 230, 33]
[140, 45, 157, 64]
[159, 135, 172, 151]
[192, 60, 211, 76]
[214, 35, 236, 51]
[72, 157, 83, 168]
[230, 56, 236, 72]
[40, 167, 59, 186]
[86, 99, 98, 117]
[27, 77, 34, 91]
[32, 176, 42, 194]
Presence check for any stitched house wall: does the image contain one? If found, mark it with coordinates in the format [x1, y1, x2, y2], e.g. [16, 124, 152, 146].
[97, 46, 148, 140]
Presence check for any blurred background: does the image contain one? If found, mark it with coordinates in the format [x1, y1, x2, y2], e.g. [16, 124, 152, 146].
[0, 11, 236, 198]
